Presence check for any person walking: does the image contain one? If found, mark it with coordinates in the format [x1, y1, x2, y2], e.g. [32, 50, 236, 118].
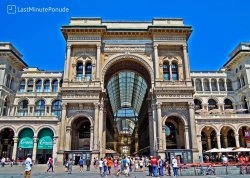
[23, 154, 32, 178]
[85, 158, 91, 171]
[172, 156, 179, 177]
[46, 157, 54, 172]
[78, 157, 84, 172]
[1, 157, 5, 167]
[67, 158, 73, 174]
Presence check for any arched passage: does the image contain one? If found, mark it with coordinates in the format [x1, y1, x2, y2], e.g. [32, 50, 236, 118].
[103, 56, 152, 156]
[18, 128, 34, 160]
[37, 128, 54, 164]
[0, 128, 14, 158]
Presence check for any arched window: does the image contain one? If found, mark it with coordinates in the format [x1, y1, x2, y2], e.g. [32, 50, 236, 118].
[224, 99, 233, 109]
[35, 100, 45, 116]
[208, 99, 217, 110]
[171, 62, 178, 81]
[211, 79, 217, 91]
[203, 79, 210, 91]
[43, 80, 50, 92]
[35, 80, 42, 92]
[76, 62, 83, 81]
[5, 74, 11, 88]
[195, 79, 202, 91]
[194, 99, 202, 110]
[219, 79, 225, 91]
[51, 100, 61, 117]
[18, 100, 28, 116]
[27, 79, 33, 92]
[237, 77, 241, 89]
[85, 62, 92, 81]
[240, 75, 245, 86]
[226, 79, 233, 91]
[52, 80, 58, 92]
[163, 62, 170, 80]
[19, 80, 25, 92]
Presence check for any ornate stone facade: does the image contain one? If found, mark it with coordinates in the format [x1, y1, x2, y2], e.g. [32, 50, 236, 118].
[0, 18, 249, 165]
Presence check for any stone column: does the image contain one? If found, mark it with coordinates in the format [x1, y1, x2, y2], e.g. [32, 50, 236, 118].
[0, 98, 3, 116]
[153, 44, 159, 79]
[193, 78, 197, 91]
[90, 126, 94, 150]
[64, 44, 71, 82]
[197, 135, 202, 155]
[65, 126, 71, 151]
[188, 102, 198, 150]
[209, 78, 212, 92]
[224, 78, 227, 91]
[185, 126, 190, 149]
[216, 78, 220, 92]
[148, 107, 154, 155]
[216, 134, 221, 149]
[59, 103, 67, 150]
[32, 137, 38, 163]
[169, 61, 173, 81]
[156, 103, 163, 150]
[98, 102, 104, 156]
[93, 103, 99, 150]
[52, 137, 58, 165]
[96, 44, 101, 79]
[182, 45, 191, 80]
[235, 134, 240, 147]
[201, 78, 204, 92]
[162, 125, 166, 150]
[151, 103, 157, 155]
[12, 137, 18, 161]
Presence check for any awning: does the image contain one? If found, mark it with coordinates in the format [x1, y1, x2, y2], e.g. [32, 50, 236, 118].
[19, 137, 33, 148]
[18, 129, 34, 148]
[38, 128, 53, 149]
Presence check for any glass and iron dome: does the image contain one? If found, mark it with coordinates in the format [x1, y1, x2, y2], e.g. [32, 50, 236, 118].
[107, 71, 148, 134]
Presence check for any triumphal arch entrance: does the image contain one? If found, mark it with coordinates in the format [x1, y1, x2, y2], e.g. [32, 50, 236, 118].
[57, 17, 198, 164]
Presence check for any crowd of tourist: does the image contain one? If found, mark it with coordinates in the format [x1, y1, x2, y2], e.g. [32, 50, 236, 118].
[91, 155, 180, 177]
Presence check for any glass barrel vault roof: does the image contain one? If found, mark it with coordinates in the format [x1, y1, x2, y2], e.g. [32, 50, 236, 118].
[107, 71, 148, 134]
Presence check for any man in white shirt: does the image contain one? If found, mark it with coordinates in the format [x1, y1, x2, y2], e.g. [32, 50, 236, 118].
[24, 154, 32, 178]
[172, 156, 178, 177]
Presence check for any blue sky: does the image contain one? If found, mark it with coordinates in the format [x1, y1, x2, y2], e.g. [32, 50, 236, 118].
[1, 0, 250, 71]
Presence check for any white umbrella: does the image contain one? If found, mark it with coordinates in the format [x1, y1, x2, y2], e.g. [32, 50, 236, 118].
[232, 147, 250, 152]
[236, 108, 248, 112]
[205, 148, 220, 153]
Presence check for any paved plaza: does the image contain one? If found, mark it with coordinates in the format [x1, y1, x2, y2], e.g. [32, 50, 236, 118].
[0, 164, 250, 178]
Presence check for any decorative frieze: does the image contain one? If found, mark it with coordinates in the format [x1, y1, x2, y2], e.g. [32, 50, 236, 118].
[103, 46, 153, 54]
[154, 36, 186, 41]
[103, 39, 152, 45]
[72, 48, 96, 57]
[68, 36, 101, 41]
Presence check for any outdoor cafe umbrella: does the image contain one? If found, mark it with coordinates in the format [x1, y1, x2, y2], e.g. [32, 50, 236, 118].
[236, 108, 248, 112]
[232, 147, 250, 152]
[205, 148, 220, 153]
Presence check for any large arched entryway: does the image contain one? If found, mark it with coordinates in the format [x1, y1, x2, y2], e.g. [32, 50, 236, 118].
[103, 57, 152, 156]
[67, 117, 91, 165]
[0, 128, 14, 158]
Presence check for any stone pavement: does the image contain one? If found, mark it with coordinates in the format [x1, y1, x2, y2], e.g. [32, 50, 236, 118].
[0, 164, 250, 178]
